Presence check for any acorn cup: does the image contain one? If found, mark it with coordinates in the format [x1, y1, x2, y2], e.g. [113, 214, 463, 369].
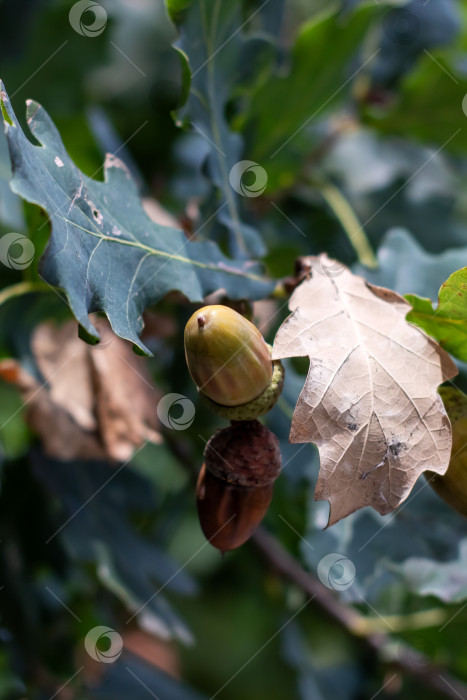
[427, 387, 467, 516]
[196, 420, 282, 552]
[184, 305, 284, 420]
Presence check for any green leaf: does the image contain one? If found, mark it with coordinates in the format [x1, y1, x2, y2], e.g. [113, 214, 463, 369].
[282, 624, 361, 700]
[166, 0, 193, 23]
[368, 0, 461, 88]
[33, 453, 196, 643]
[364, 51, 467, 154]
[0, 83, 273, 355]
[354, 228, 467, 302]
[172, 0, 274, 258]
[320, 127, 467, 255]
[0, 121, 24, 232]
[389, 539, 467, 603]
[302, 477, 467, 605]
[405, 268, 467, 362]
[0, 284, 69, 363]
[243, 6, 377, 191]
[90, 652, 208, 700]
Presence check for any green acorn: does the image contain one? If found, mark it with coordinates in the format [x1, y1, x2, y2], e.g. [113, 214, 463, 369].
[184, 305, 284, 420]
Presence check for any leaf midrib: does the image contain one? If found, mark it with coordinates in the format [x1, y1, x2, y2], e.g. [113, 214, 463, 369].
[8, 107, 267, 286]
[201, 0, 247, 256]
[61, 216, 266, 281]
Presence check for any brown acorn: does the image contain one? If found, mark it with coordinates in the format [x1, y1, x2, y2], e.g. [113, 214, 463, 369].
[184, 305, 285, 421]
[196, 420, 282, 552]
[196, 466, 275, 552]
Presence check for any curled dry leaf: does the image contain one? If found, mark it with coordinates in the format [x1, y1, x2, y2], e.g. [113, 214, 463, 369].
[272, 255, 458, 526]
[0, 316, 161, 462]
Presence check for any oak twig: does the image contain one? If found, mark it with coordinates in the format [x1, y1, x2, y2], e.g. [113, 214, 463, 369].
[253, 527, 467, 700]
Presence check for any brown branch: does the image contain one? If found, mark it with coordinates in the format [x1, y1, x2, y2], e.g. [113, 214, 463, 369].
[162, 429, 467, 699]
[253, 527, 467, 700]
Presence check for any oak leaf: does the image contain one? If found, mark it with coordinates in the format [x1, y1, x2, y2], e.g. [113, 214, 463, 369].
[0, 316, 161, 462]
[272, 255, 458, 525]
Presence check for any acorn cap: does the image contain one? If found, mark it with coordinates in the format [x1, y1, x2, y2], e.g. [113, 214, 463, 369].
[184, 305, 273, 407]
[200, 348, 284, 421]
[204, 420, 282, 487]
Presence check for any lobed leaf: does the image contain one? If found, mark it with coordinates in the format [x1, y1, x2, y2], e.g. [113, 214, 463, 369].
[90, 651, 208, 700]
[0, 124, 24, 231]
[406, 267, 467, 363]
[273, 255, 458, 525]
[33, 453, 195, 642]
[354, 229, 467, 306]
[389, 539, 467, 602]
[0, 82, 273, 355]
[171, 0, 274, 257]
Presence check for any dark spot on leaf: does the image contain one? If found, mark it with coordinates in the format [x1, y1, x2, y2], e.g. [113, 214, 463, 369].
[389, 441, 403, 457]
[348, 423, 358, 431]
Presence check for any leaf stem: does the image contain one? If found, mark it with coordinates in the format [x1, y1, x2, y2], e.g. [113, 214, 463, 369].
[276, 395, 295, 421]
[355, 608, 447, 635]
[316, 179, 378, 269]
[0, 281, 50, 307]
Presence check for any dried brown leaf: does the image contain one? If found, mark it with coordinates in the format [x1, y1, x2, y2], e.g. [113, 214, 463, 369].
[33, 321, 96, 432]
[0, 317, 162, 462]
[0, 356, 107, 461]
[272, 255, 458, 525]
[90, 317, 161, 461]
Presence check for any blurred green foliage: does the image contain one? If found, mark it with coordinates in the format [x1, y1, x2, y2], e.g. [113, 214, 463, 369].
[1, 1, 467, 699]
